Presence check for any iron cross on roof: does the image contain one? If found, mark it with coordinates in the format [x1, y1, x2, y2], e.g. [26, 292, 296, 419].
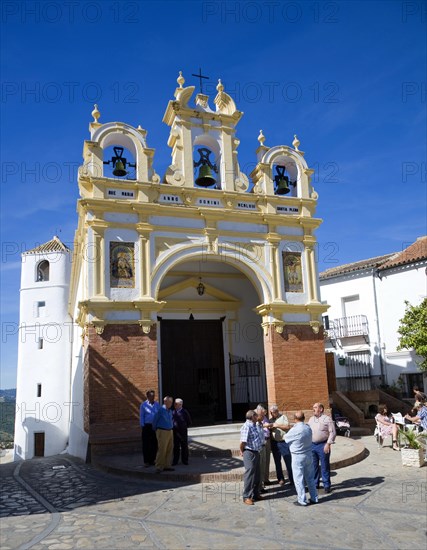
[192, 68, 209, 94]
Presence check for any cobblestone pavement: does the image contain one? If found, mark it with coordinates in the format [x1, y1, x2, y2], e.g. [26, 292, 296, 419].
[1, 436, 425, 550]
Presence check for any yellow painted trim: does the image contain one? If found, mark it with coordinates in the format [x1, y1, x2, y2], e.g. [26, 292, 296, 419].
[162, 301, 239, 311]
[166, 270, 245, 279]
[159, 277, 239, 302]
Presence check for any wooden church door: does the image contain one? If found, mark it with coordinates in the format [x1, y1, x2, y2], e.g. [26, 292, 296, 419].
[160, 319, 226, 424]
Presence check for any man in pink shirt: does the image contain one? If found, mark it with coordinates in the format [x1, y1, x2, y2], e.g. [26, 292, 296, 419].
[308, 403, 336, 493]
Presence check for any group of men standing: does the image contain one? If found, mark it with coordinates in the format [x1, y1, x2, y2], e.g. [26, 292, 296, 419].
[240, 402, 336, 506]
[140, 391, 192, 473]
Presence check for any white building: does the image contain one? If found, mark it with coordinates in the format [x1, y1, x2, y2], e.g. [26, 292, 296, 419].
[320, 236, 427, 396]
[14, 237, 73, 460]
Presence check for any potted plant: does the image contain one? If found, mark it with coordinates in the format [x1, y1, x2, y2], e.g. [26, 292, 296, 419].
[399, 429, 426, 468]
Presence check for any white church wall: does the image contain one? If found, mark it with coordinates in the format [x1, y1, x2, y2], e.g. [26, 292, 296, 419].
[217, 221, 267, 233]
[150, 216, 205, 229]
[277, 226, 304, 236]
[104, 212, 139, 224]
[68, 322, 87, 461]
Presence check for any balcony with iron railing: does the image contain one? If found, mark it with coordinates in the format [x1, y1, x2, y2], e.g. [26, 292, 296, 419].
[324, 314, 369, 343]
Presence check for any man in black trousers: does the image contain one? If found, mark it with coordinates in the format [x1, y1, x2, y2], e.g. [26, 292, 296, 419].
[172, 398, 192, 465]
[140, 390, 160, 467]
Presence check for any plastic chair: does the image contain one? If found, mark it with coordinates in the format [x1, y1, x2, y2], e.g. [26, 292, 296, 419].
[374, 421, 392, 448]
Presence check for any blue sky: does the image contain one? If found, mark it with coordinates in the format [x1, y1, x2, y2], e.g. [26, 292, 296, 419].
[1, 0, 426, 388]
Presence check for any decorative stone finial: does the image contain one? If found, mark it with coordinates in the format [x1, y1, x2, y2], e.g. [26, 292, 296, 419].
[216, 79, 224, 93]
[91, 104, 100, 123]
[293, 134, 300, 151]
[177, 71, 185, 88]
[258, 130, 266, 146]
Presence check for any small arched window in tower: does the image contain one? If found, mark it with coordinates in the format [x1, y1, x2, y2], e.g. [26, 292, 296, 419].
[37, 260, 49, 282]
[273, 164, 297, 196]
[193, 147, 218, 188]
[103, 146, 136, 180]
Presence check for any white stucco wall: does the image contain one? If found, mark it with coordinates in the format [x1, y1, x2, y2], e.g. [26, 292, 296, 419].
[320, 260, 427, 390]
[376, 262, 426, 384]
[14, 250, 72, 460]
[320, 270, 382, 380]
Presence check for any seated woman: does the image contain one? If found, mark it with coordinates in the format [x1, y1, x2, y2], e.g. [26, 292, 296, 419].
[405, 402, 427, 432]
[375, 404, 399, 451]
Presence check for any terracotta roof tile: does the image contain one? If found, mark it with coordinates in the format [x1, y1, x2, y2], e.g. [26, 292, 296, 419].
[320, 253, 397, 280]
[378, 236, 427, 270]
[23, 236, 71, 255]
[320, 236, 427, 280]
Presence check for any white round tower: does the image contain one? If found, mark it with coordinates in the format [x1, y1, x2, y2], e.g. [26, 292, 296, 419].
[14, 237, 72, 460]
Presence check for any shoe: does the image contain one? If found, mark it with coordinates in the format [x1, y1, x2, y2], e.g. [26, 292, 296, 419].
[164, 467, 175, 471]
[278, 480, 285, 486]
[324, 487, 331, 494]
[243, 498, 254, 505]
[309, 498, 318, 504]
[253, 494, 264, 501]
[294, 501, 308, 507]
[155, 468, 162, 473]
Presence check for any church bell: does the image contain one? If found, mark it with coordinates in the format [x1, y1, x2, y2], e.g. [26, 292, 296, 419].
[275, 174, 290, 195]
[274, 165, 295, 195]
[112, 159, 127, 177]
[194, 147, 218, 187]
[196, 163, 216, 187]
[103, 146, 136, 178]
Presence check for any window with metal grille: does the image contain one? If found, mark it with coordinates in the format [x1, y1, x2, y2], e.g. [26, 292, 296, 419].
[346, 351, 372, 391]
[238, 360, 261, 377]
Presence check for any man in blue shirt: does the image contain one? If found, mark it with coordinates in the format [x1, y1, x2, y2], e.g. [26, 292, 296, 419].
[240, 410, 263, 505]
[153, 396, 174, 473]
[285, 411, 318, 507]
[140, 390, 160, 467]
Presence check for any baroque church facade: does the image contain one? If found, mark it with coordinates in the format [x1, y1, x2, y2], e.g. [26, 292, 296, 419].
[14, 73, 329, 460]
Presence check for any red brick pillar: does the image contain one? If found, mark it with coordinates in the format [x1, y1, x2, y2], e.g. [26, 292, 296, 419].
[264, 324, 329, 417]
[84, 324, 158, 432]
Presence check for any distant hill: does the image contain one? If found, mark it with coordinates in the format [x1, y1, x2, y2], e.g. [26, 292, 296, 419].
[0, 390, 16, 448]
[0, 389, 16, 402]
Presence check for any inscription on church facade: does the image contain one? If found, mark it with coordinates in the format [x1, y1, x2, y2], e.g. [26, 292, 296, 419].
[107, 189, 135, 199]
[277, 206, 299, 214]
[160, 194, 183, 204]
[196, 198, 222, 207]
[237, 201, 257, 210]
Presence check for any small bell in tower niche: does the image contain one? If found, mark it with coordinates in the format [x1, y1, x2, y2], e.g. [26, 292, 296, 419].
[103, 146, 136, 178]
[193, 148, 218, 187]
[274, 165, 296, 195]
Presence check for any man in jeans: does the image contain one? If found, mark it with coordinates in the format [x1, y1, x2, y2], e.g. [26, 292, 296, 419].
[240, 410, 263, 505]
[308, 402, 336, 493]
[285, 411, 318, 507]
[269, 405, 294, 488]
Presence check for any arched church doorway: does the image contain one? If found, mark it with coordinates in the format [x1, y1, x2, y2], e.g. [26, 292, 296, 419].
[157, 259, 267, 425]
